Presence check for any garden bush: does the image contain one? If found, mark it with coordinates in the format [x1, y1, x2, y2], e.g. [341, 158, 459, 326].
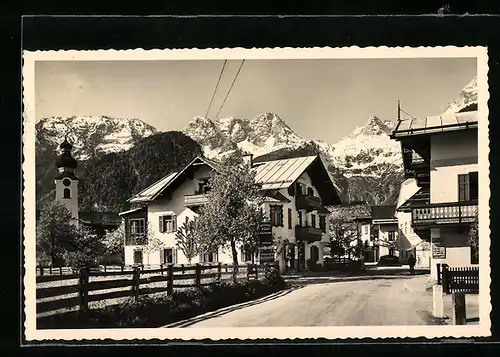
[37, 276, 289, 329]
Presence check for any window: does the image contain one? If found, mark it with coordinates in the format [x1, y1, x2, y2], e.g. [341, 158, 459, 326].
[364, 226, 369, 235]
[241, 246, 253, 262]
[196, 178, 211, 194]
[133, 250, 143, 264]
[63, 188, 71, 199]
[319, 215, 326, 233]
[129, 218, 146, 244]
[388, 231, 396, 242]
[404, 222, 408, 235]
[159, 214, 176, 233]
[307, 187, 314, 196]
[298, 211, 303, 226]
[311, 214, 316, 228]
[458, 172, 479, 202]
[288, 208, 292, 229]
[270, 205, 284, 227]
[200, 251, 218, 263]
[161, 248, 178, 265]
[296, 182, 307, 196]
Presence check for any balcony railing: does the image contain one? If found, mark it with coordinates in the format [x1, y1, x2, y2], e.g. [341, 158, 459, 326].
[185, 194, 208, 207]
[296, 194, 323, 212]
[295, 225, 323, 243]
[411, 201, 478, 227]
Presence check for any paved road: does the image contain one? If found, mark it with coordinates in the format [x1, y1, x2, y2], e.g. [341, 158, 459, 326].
[186, 271, 437, 327]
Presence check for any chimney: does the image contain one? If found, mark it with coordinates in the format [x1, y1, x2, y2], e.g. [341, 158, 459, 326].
[242, 153, 254, 168]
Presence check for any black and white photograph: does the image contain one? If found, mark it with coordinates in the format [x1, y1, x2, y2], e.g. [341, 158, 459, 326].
[22, 47, 490, 340]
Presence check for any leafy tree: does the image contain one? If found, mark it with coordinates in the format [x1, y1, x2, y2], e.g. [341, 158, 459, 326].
[142, 222, 165, 265]
[468, 212, 479, 262]
[175, 219, 198, 264]
[101, 221, 126, 263]
[328, 215, 360, 259]
[194, 156, 264, 282]
[36, 201, 80, 266]
[63, 224, 104, 268]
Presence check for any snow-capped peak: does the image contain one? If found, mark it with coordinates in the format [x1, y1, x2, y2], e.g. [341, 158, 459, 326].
[36, 115, 158, 160]
[444, 76, 478, 114]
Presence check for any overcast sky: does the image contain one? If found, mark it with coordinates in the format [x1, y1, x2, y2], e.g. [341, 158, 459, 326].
[35, 58, 476, 143]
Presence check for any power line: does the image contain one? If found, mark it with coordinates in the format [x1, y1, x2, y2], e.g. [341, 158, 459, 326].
[205, 60, 227, 118]
[215, 59, 245, 118]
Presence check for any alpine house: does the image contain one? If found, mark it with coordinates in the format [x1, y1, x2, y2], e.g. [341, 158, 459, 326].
[119, 154, 342, 273]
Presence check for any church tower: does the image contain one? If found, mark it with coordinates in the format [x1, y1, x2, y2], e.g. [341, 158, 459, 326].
[54, 138, 79, 221]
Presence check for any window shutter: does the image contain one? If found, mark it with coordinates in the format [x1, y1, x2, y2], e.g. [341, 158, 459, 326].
[458, 174, 470, 201]
[174, 249, 178, 264]
[159, 249, 165, 265]
[159, 216, 164, 233]
[173, 215, 177, 231]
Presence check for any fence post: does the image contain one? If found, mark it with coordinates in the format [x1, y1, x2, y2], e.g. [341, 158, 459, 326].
[167, 264, 174, 295]
[255, 264, 259, 280]
[59, 266, 63, 275]
[217, 262, 222, 282]
[132, 267, 141, 302]
[195, 263, 202, 288]
[246, 265, 251, 281]
[452, 292, 467, 325]
[437, 263, 441, 285]
[160, 263, 164, 276]
[78, 267, 89, 313]
[432, 284, 444, 318]
[274, 260, 281, 278]
[39, 265, 43, 276]
[442, 264, 449, 294]
[121, 265, 124, 272]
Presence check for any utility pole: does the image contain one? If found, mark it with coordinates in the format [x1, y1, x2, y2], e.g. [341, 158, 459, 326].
[397, 100, 401, 122]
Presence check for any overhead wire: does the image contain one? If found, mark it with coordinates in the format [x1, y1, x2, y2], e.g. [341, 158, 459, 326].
[205, 60, 228, 118]
[215, 59, 245, 118]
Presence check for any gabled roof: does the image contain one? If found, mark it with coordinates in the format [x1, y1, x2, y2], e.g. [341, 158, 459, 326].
[79, 211, 121, 226]
[252, 155, 341, 205]
[391, 110, 478, 139]
[259, 190, 292, 203]
[127, 156, 219, 203]
[328, 202, 371, 222]
[253, 156, 317, 190]
[126, 154, 341, 206]
[371, 205, 396, 220]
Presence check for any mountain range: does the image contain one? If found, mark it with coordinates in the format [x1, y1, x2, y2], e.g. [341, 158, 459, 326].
[35, 75, 478, 211]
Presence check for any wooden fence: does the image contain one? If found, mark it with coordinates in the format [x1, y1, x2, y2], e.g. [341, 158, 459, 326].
[36, 263, 266, 317]
[437, 264, 479, 294]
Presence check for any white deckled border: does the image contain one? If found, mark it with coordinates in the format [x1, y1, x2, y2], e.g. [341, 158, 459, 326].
[23, 46, 491, 341]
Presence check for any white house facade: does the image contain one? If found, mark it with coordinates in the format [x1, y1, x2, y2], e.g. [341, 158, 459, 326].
[120, 154, 341, 273]
[391, 109, 479, 278]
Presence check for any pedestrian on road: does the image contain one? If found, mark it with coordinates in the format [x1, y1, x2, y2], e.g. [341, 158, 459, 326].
[408, 254, 416, 275]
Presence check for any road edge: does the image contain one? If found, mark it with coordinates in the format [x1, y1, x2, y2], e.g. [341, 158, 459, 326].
[162, 286, 297, 328]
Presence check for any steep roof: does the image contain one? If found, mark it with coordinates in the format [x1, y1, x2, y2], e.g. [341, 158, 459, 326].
[391, 110, 478, 139]
[127, 156, 219, 203]
[126, 154, 341, 206]
[371, 205, 396, 220]
[253, 155, 341, 205]
[328, 202, 371, 222]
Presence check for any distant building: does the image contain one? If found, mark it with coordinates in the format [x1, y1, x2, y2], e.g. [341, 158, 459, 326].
[370, 205, 399, 260]
[39, 139, 121, 248]
[391, 109, 479, 277]
[120, 154, 341, 273]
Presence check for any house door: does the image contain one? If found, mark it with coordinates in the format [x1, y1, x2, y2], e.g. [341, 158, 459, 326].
[298, 242, 306, 272]
[163, 248, 174, 264]
[133, 250, 143, 264]
[310, 245, 319, 263]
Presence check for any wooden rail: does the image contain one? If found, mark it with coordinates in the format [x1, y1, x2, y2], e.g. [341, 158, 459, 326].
[36, 263, 265, 317]
[437, 263, 479, 294]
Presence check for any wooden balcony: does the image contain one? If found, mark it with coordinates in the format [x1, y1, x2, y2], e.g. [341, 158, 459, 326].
[295, 194, 323, 212]
[295, 225, 323, 243]
[184, 194, 208, 207]
[411, 201, 478, 228]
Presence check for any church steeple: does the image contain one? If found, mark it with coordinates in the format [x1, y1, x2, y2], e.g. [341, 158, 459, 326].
[54, 137, 79, 221]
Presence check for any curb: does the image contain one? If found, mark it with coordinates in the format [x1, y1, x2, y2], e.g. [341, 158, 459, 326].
[163, 287, 296, 328]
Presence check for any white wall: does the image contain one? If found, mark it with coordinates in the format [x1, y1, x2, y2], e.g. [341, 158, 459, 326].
[430, 226, 478, 278]
[54, 177, 79, 220]
[430, 130, 478, 204]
